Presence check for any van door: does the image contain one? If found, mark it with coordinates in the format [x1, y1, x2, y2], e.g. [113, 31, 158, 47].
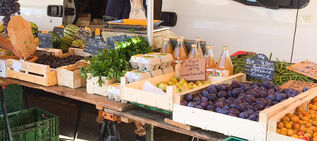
[19, 0, 76, 31]
[162, 0, 298, 61]
[293, 0, 317, 62]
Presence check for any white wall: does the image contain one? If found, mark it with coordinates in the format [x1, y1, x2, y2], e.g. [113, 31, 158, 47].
[162, 0, 298, 62]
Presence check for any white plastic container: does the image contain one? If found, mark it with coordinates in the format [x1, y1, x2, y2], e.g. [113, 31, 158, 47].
[147, 52, 174, 68]
[162, 66, 174, 74]
[125, 70, 151, 83]
[138, 56, 161, 72]
[150, 69, 163, 77]
[129, 54, 143, 69]
[107, 83, 121, 101]
[86, 73, 116, 96]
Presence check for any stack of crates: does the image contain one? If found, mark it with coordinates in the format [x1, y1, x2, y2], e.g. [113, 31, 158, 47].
[0, 107, 59, 141]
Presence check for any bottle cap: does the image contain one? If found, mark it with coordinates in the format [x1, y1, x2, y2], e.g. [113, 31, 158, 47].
[95, 28, 101, 36]
[195, 37, 200, 42]
[207, 45, 213, 49]
[191, 44, 197, 48]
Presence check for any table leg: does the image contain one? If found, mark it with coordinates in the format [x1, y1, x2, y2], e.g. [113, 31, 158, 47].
[145, 124, 154, 141]
[112, 122, 121, 141]
[22, 86, 30, 108]
[135, 124, 154, 141]
[0, 87, 13, 141]
[73, 103, 83, 140]
[99, 119, 107, 141]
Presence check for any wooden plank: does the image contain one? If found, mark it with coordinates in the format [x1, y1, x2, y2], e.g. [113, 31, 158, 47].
[164, 118, 195, 131]
[280, 80, 317, 92]
[0, 78, 134, 112]
[287, 60, 317, 80]
[103, 107, 227, 141]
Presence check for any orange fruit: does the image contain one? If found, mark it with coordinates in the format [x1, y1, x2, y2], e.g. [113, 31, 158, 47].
[286, 113, 293, 118]
[34, 38, 39, 46]
[313, 132, 317, 137]
[305, 133, 312, 138]
[307, 122, 313, 128]
[281, 128, 288, 132]
[303, 117, 310, 122]
[293, 123, 300, 129]
[276, 129, 281, 134]
[292, 134, 299, 139]
[288, 129, 295, 136]
[282, 116, 290, 122]
[277, 122, 284, 129]
[281, 130, 288, 136]
[285, 122, 293, 129]
[292, 116, 300, 122]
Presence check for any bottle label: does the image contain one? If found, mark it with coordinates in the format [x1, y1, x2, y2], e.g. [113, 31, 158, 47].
[206, 69, 229, 82]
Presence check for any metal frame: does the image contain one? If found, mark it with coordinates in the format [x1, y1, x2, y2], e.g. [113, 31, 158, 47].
[146, 0, 154, 46]
[0, 86, 12, 141]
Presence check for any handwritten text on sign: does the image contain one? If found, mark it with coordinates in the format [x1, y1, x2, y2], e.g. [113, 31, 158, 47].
[180, 58, 206, 81]
[244, 54, 275, 81]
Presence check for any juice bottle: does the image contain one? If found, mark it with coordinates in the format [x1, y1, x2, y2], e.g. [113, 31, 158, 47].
[179, 36, 188, 55]
[160, 37, 173, 54]
[172, 38, 188, 62]
[195, 37, 204, 57]
[205, 45, 216, 69]
[216, 46, 233, 76]
[188, 44, 200, 59]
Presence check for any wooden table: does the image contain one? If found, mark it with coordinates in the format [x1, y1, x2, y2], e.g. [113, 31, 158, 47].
[0, 78, 228, 141]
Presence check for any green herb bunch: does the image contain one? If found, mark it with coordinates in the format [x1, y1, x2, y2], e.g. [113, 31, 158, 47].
[81, 36, 152, 86]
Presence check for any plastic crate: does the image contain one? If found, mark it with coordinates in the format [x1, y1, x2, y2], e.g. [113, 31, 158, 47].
[223, 137, 247, 141]
[0, 107, 59, 141]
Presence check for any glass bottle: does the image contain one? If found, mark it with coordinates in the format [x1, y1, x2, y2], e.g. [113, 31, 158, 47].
[179, 36, 188, 55]
[160, 37, 173, 54]
[216, 46, 233, 76]
[195, 37, 204, 57]
[205, 45, 216, 69]
[172, 38, 188, 62]
[188, 44, 200, 59]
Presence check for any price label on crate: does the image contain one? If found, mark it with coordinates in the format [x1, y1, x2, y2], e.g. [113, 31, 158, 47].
[244, 54, 275, 81]
[179, 58, 206, 81]
[38, 33, 53, 48]
[53, 26, 64, 38]
[83, 36, 107, 55]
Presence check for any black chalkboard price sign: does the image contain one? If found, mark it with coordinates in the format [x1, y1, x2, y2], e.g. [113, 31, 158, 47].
[53, 27, 64, 38]
[83, 36, 107, 55]
[38, 33, 53, 48]
[244, 54, 276, 81]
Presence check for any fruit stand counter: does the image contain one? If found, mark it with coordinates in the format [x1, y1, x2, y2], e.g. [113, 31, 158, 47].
[0, 77, 229, 141]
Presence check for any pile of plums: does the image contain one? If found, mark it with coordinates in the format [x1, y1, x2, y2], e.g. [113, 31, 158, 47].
[181, 80, 301, 121]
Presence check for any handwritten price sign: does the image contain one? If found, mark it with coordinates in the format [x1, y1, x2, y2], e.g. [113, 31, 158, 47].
[180, 58, 206, 81]
[244, 54, 276, 81]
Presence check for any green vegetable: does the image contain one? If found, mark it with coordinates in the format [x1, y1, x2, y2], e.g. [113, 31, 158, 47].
[81, 36, 152, 86]
[231, 56, 316, 86]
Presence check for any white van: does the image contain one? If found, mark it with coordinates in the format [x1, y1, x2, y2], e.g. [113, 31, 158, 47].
[10, 0, 317, 63]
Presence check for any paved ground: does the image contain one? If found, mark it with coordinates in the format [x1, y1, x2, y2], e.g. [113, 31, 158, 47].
[26, 88, 192, 141]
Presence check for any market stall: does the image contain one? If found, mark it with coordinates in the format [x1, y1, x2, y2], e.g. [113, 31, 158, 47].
[1, 0, 317, 141]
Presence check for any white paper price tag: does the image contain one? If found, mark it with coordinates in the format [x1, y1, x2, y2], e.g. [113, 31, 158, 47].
[12, 60, 22, 72]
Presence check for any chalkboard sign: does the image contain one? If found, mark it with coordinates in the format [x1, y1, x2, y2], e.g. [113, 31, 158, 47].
[53, 27, 64, 38]
[107, 35, 129, 49]
[179, 58, 206, 81]
[83, 36, 107, 55]
[244, 54, 275, 81]
[38, 33, 53, 48]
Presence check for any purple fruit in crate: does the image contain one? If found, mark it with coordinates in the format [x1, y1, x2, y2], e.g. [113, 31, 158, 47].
[274, 85, 281, 92]
[265, 99, 273, 105]
[267, 95, 276, 101]
[237, 102, 247, 111]
[216, 108, 229, 115]
[201, 96, 209, 102]
[215, 101, 224, 108]
[226, 97, 235, 104]
[200, 101, 209, 109]
[229, 103, 238, 109]
[223, 105, 230, 110]
[287, 93, 296, 98]
[256, 98, 266, 105]
[269, 88, 276, 93]
[229, 108, 240, 115]
[303, 87, 309, 92]
[232, 88, 243, 97]
[272, 101, 279, 105]
[184, 94, 193, 102]
[261, 81, 274, 89]
[206, 105, 215, 111]
[267, 89, 274, 95]
[265, 105, 271, 109]
[217, 91, 227, 98]
[228, 113, 238, 117]
[248, 114, 257, 121]
[202, 90, 209, 97]
[187, 102, 197, 107]
[239, 112, 249, 119]
[260, 86, 267, 91]
[254, 104, 264, 111]
[216, 84, 227, 92]
[180, 100, 188, 106]
[232, 80, 241, 88]
[193, 96, 201, 103]
[207, 94, 218, 102]
[259, 90, 268, 98]
[241, 83, 252, 91]
[227, 85, 233, 91]
[246, 109, 255, 115]
[195, 105, 203, 109]
[233, 99, 242, 104]
[245, 95, 256, 103]
[275, 93, 287, 102]
[207, 85, 217, 94]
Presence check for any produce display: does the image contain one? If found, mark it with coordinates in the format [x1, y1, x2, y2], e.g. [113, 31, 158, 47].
[80, 36, 152, 86]
[60, 36, 74, 53]
[64, 24, 80, 38]
[156, 77, 210, 92]
[1, 0, 20, 33]
[276, 97, 317, 141]
[34, 54, 83, 68]
[232, 55, 317, 86]
[181, 80, 301, 121]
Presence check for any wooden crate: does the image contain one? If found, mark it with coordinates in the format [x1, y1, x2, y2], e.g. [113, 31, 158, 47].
[0, 56, 19, 78]
[121, 73, 246, 111]
[86, 74, 116, 96]
[267, 88, 317, 141]
[56, 61, 87, 89]
[6, 59, 57, 86]
[172, 79, 309, 141]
